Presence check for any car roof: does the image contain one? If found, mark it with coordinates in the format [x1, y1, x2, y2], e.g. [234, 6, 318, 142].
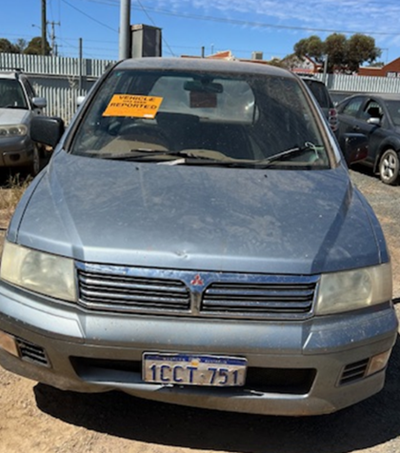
[0, 71, 19, 79]
[0, 69, 25, 81]
[340, 93, 400, 103]
[116, 57, 296, 79]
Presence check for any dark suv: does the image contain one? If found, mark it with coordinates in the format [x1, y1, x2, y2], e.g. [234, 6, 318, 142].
[0, 70, 47, 175]
[300, 77, 338, 134]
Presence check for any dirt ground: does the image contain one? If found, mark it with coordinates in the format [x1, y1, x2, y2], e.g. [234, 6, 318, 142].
[0, 169, 400, 453]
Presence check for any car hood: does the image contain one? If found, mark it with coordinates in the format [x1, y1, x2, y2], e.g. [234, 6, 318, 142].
[0, 108, 30, 125]
[11, 150, 385, 275]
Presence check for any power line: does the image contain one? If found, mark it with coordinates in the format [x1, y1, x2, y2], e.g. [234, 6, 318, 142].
[135, 0, 176, 56]
[60, 0, 118, 33]
[57, 0, 400, 37]
[127, 5, 400, 37]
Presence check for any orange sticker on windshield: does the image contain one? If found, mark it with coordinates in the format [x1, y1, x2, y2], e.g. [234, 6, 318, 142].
[102, 95, 163, 118]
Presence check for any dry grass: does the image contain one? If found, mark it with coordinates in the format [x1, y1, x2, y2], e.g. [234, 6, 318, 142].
[0, 174, 31, 229]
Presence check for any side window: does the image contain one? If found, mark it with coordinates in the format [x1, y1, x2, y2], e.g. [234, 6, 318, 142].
[341, 98, 363, 117]
[362, 100, 383, 122]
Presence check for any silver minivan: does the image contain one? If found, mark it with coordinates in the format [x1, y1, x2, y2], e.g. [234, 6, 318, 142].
[0, 58, 397, 416]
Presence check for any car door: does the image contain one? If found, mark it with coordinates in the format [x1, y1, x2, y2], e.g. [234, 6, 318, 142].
[337, 96, 365, 161]
[338, 96, 385, 166]
[357, 98, 389, 165]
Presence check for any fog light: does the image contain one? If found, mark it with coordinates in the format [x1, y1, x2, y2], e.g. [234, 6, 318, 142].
[0, 330, 19, 357]
[366, 350, 392, 376]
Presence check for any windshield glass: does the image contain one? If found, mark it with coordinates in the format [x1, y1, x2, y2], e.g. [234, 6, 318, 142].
[0, 79, 28, 109]
[384, 100, 400, 127]
[70, 69, 330, 169]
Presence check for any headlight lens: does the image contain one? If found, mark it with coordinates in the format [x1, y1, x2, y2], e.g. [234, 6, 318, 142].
[0, 241, 76, 302]
[0, 124, 28, 137]
[316, 263, 392, 315]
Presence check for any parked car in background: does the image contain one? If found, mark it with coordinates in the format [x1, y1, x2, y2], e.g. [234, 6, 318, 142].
[0, 58, 396, 417]
[337, 93, 400, 185]
[0, 69, 47, 175]
[300, 76, 338, 134]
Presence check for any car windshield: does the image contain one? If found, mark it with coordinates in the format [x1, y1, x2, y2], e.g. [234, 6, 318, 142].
[70, 68, 330, 169]
[0, 79, 28, 109]
[384, 100, 400, 127]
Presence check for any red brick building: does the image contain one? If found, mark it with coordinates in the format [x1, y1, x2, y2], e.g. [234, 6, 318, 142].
[359, 58, 400, 77]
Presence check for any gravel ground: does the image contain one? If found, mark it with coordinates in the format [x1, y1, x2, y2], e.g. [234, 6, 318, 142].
[0, 167, 399, 453]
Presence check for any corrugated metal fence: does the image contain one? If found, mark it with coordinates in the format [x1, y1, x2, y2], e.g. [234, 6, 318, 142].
[315, 73, 400, 93]
[2, 53, 400, 122]
[0, 53, 116, 123]
[0, 53, 115, 77]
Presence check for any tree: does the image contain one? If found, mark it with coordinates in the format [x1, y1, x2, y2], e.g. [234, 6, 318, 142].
[294, 35, 324, 63]
[0, 38, 18, 53]
[324, 33, 347, 71]
[24, 37, 52, 55]
[346, 34, 381, 72]
[14, 39, 27, 54]
[293, 33, 381, 73]
[266, 57, 285, 68]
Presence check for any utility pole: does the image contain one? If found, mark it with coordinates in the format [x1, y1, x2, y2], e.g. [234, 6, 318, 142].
[119, 0, 131, 60]
[41, 0, 47, 55]
[79, 38, 83, 95]
[323, 54, 328, 85]
[48, 20, 60, 56]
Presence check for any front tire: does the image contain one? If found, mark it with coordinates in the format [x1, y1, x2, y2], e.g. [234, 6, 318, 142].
[379, 149, 400, 185]
[30, 144, 42, 176]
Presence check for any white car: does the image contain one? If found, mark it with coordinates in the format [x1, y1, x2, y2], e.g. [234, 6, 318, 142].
[0, 70, 47, 175]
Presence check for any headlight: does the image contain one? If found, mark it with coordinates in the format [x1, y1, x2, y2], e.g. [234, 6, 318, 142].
[0, 241, 76, 302]
[316, 263, 392, 315]
[0, 124, 28, 137]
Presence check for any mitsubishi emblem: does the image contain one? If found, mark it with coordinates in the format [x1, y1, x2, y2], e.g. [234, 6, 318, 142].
[190, 274, 204, 286]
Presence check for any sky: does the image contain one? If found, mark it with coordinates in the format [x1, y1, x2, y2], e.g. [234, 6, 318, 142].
[1, 0, 400, 64]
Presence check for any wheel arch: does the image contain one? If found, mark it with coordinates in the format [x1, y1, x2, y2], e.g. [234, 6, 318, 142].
[373, 139, 400, 173]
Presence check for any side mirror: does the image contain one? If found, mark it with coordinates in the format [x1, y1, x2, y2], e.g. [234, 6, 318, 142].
[342, 133, 368, 165]
[31, 116, 65, 148]
[367, 117, 381, 126]
[76, 96, 86, 108]
[31, 97, 47, 109]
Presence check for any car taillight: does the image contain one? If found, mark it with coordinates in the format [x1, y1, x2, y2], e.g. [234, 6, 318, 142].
[328, 108, 339, 132]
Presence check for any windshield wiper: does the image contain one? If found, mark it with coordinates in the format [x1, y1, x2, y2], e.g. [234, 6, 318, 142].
[253, 143, 323, 168]
[96, 148, 243, 164]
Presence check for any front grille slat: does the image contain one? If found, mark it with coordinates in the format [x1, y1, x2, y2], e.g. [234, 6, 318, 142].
[202, 300, 312, 311]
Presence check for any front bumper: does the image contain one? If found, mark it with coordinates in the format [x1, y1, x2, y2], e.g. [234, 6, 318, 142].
[0, 136, 34, 168]
[0, 281, 397, 416]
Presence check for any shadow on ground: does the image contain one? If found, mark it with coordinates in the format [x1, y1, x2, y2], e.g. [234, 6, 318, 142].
[34, 335, 400, 453]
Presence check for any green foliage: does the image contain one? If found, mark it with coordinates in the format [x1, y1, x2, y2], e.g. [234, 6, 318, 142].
[325, 33, 347, 70]
[24, 37, 52, 56]
[294, 35, 324, 63]
[347, 34, 381, 72]
[293, 33, 381, 73]
[0, 38, 18, 53]
[266, 57, 285, 68]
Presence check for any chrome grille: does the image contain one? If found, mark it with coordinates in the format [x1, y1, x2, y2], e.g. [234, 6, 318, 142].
[76, 263, 318, 319]
[78, 267, 190, 313]
[201, 280, 316, 317]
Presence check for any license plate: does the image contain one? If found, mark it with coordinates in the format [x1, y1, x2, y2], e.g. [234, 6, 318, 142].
[142, 353, 247, 387]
